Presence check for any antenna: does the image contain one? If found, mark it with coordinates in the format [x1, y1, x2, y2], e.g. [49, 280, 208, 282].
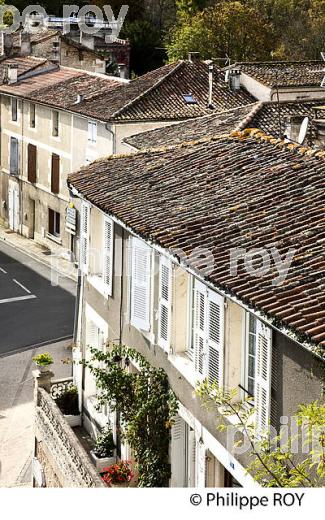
[297, 117, 309, 144]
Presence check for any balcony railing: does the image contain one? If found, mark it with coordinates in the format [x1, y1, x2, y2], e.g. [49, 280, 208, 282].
[35, 385, 105, 487]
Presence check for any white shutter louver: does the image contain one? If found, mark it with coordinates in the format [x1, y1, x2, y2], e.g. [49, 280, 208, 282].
[170, 416, 186, 487]
[86, 320, 98, 348]
[102, 217, 113, 296]
[158, 256, 172, 351]
[193, 280, 207, 380]
[196, 440, 206, 488]
[207, 290, 224, 387]
[255, 320, 272, 437]
[130, 237, 151, 331]
[80, 203, 90, 273]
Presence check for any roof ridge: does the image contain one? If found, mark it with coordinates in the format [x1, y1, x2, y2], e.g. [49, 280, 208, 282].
[109, 60, 184, 119]
[231, 127, 325, 158]
[233, 101, 263, 132]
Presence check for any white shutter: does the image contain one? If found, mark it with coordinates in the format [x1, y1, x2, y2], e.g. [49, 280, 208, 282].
[170, 416, 186, 487]
[86, 320, 98, 348]
[14, 189, 19, 232]
[130, 237, 151, 331]
[207, 289, 224, 387]
[80, 203, 90, 273]
[8, 187, 14, 230]
[102, 217, 113, 296]
[188, 427, 196, 487]
[158, 256, 172, 351]
[255, 320, 272, 437]
[193, 280, 207, 380]
[196, 440, 206, 488]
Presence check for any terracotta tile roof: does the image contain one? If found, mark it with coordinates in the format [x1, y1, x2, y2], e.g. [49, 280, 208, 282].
[72, 59, 256, 122]
[125, 104, 258, 149]
[125, 99, 325, 150]
[68, 131, 325, 349]
[229, 61, 325, 88]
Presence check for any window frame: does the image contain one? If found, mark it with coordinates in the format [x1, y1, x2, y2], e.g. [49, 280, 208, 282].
[88, 120, 97, 144]
[11, 97, 18, 122]
[29, 103, 36, 129]
[48, 208, 60, 238]
[244, 313, 258, 400]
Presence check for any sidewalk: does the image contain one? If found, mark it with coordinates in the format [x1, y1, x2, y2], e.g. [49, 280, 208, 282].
[0, 339, 73, 487]
[0, 225, 77, 282]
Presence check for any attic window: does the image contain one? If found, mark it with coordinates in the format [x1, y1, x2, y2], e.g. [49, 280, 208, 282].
[182, 93, 198, 104]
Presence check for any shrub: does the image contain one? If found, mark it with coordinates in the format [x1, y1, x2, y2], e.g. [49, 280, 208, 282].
[93, 424, 115, 458]
[55, 385, 79, 416]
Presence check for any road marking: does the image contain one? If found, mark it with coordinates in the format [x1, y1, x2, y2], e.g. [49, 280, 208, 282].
[0, 267, 7, 274]
[0, 295, 36, 304]
[12, 278, 31, 294]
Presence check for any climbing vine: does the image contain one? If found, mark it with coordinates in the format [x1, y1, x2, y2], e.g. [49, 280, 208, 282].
[84, 343, 179, 487]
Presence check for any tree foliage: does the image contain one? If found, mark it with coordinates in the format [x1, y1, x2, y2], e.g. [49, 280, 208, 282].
[196, 379, 325, 487]
[84, 343, 179, 487]
[166, 0, 325, 62]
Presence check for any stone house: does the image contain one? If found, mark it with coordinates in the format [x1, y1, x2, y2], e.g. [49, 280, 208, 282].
[67, 128, 325, 487]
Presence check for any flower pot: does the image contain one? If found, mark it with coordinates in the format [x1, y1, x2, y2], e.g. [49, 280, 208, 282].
[64, 414, 81, 427]
[90, 451, 116, 473]
[37, 364, 52, 373]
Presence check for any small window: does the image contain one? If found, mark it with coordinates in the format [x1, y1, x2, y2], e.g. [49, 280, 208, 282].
[48, 208, 60, 237]
[11, 98, 18, 121]
[182, 93, 198, 105]
[88, 121, 97, 143]
[30, 103, 36, 128]
[52, 110, 59, 137]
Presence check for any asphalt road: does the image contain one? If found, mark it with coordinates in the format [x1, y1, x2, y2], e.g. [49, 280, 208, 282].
[0, 242, 76, 356]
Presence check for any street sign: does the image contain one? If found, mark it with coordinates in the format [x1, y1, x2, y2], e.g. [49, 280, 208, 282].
[66, 205, 77, 235]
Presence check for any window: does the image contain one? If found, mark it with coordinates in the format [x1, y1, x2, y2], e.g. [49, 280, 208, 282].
[88, 121, 97, 143]
[11, 98, 18, 121]
[30, 103, 36, 128]
[10, 137, 19, 175]
[191, 278, 224, 386]
[52, 110, 59, 137]
[244, 314, 272, 437]
[48, 209, 60, 237]
[130, 237, 151, 332]
[182, 93, 198, 105]
[51, 153, 60, 194]
[27, 144, 37, 183]
[158, 256, 172, 351]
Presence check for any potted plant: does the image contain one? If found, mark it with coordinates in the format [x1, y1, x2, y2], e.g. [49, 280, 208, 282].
[90, 424, 116, 472]
[32, 352, 53, 372]
[102, 460, 134, 487]
[55, 385, 81, 427]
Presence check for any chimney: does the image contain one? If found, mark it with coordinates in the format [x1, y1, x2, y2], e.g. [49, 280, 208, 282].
[4, 64, 19, 85]
[207, 61, 214, 108]
[228, 69, 241, 91]
[188, 52, 200, 63]
[20, 32, 31, 56]
[117, 63, 128, 80]
[312, 106, 325, 148]
[284, 115, 306, 143]
[51, 40, 60, 64]
[2, 33, 13, 57]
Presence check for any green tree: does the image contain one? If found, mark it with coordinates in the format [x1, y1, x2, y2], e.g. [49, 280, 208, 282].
[196, 379, 325, 487]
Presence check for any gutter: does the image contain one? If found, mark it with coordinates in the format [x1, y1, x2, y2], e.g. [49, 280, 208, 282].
[69, 187, 325, 363]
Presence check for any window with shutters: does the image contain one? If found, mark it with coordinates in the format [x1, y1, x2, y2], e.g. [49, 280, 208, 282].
[88, 121, 97, 143]
[52, 110, 59, 137]
[51, 153, 60, 194]
[11, 98, 18, 121]
[244, 314, 272, 437]
[158, 256, 172, 351]
[130, 237, 151, 332]
[27, 144, 37, 183]
[30, 103, 36, 128]
[80, 202, 90, 273]
[191, 278, 224, 386]
[102, 216, 114, 296]
[10, 137, 19, 175]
